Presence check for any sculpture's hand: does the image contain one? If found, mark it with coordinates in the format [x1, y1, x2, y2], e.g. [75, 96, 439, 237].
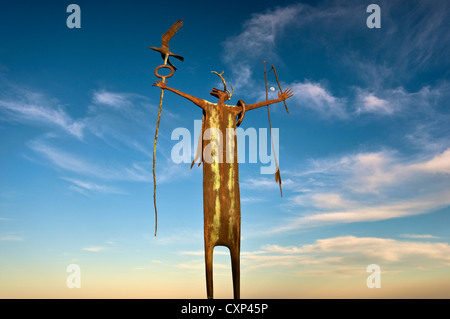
[278, 88, 294, 101]
[152, 80, 166, 89]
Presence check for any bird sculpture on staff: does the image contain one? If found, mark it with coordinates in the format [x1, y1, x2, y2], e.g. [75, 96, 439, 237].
[149, 19, 184, 70]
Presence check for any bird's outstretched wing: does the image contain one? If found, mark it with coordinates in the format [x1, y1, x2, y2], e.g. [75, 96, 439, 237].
[161, 19, 183, 47]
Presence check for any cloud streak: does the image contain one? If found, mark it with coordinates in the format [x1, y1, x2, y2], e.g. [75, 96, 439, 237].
[221, 1, 450, 123]
[62, 177, 127, 195]
[92, 90, 133, 109]
[223, 4, 303, 64]
[289, 80, 347, 118]
[0, 82, 192, 197]
[0, 233, 25, 242]
[267, 147, 450, 233]
[0, 89, 84, 139]
[82, 246, 108, 252]
[28, 139, 153, 183]
[180, 235, 450, 275]
[261, 236, 450, 267]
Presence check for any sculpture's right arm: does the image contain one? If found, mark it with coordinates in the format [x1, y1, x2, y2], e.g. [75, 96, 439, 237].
[153, 81, 206, 110]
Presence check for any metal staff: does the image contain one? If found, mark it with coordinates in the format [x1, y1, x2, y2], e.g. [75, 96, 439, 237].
[264, 61, 283, 197]
[152, 59, 174, 236]
[150, 19, 183, 236]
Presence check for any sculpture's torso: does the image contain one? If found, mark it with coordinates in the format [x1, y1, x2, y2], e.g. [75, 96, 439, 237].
[202, 101, 241, 250]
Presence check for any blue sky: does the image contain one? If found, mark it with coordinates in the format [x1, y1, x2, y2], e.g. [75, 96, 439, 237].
[1, 0, 450, 298]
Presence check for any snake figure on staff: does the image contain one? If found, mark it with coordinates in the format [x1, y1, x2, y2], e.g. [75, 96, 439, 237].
[150, 19, 294, 299]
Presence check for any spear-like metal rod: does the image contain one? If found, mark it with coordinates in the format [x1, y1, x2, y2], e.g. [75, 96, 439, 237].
[150, 19, 182, 237]
[264, 61, 283, 197]
[153, 54, 169, 236]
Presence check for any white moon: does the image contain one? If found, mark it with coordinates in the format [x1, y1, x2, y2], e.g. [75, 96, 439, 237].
[270, 87, 275, 91]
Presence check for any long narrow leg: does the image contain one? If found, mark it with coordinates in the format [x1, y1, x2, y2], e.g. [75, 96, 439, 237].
[205, 245, 214, 299]
[230, 246, 240, 299]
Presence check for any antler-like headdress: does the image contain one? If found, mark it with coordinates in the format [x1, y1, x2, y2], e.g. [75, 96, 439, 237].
[211, 71, 233, 100]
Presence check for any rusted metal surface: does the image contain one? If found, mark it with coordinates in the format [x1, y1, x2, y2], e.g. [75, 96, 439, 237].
[149, 19, 294, 299]
[236, 100, 246, 127]
[152, 70, 293, 299]
[154, 64, 175, 79]
[150, 20, 183, 236]
[149, 19, 184, 71]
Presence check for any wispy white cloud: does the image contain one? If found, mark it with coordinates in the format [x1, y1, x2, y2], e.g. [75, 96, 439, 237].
[29, 140, 104, 177]
[301, 191, 450, 225]
[388, 0, 450, 70]
[81, 240, 116, 252]
[221, 4, 306, 94]
[0, 90, 84, 139]
[28, 139, 154, 183]
[92, 90, 133, 109]
[410, 148, 450, 174]
[62, 177, 127, 195]
[266, 236, 450, 264]
[334, 1, 450, 83]
[284, 81, 447, 119]
[82, 246, 107, 252]
[90, 89, 156, 127]
[0, 82, 160, 150]
[400, 234, 439, 240]
[354, 84, 445, 116]
[0, 234, 24, 242]
[294, 192, 355, 210]
[221, 1, 364, 69]
[345, 148, 450, 193]
[223, 4, 303, 65]
[295, 148, 450, 195]
[290, 80, 347, 118]
[343, 151, 400, 194]
[406, 119, 450, 154]
[220, 2, 361, 95]
[240, 176, 297, 191]
[268, 147, 450, 233]
[7, 82, 192, 196]
[179, 236, 450, 275]
[268, 236, 450, 266]
[357, 94, 393, 115]
[221, 0, 450, 124]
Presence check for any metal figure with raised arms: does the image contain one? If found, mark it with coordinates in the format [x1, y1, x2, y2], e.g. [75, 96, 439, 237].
[150, 19, 293, 299]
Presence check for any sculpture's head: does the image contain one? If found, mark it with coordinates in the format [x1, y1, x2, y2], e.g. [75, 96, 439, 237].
[210, 71, 233, 102]
[210, 88, 229, 101]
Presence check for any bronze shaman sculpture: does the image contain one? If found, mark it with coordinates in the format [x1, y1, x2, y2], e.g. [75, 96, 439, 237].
[150, 19, 293, 299]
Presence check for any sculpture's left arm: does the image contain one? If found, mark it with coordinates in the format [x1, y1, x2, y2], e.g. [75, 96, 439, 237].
[153, 80, 207, 110]
[244, 88, 294, 111]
